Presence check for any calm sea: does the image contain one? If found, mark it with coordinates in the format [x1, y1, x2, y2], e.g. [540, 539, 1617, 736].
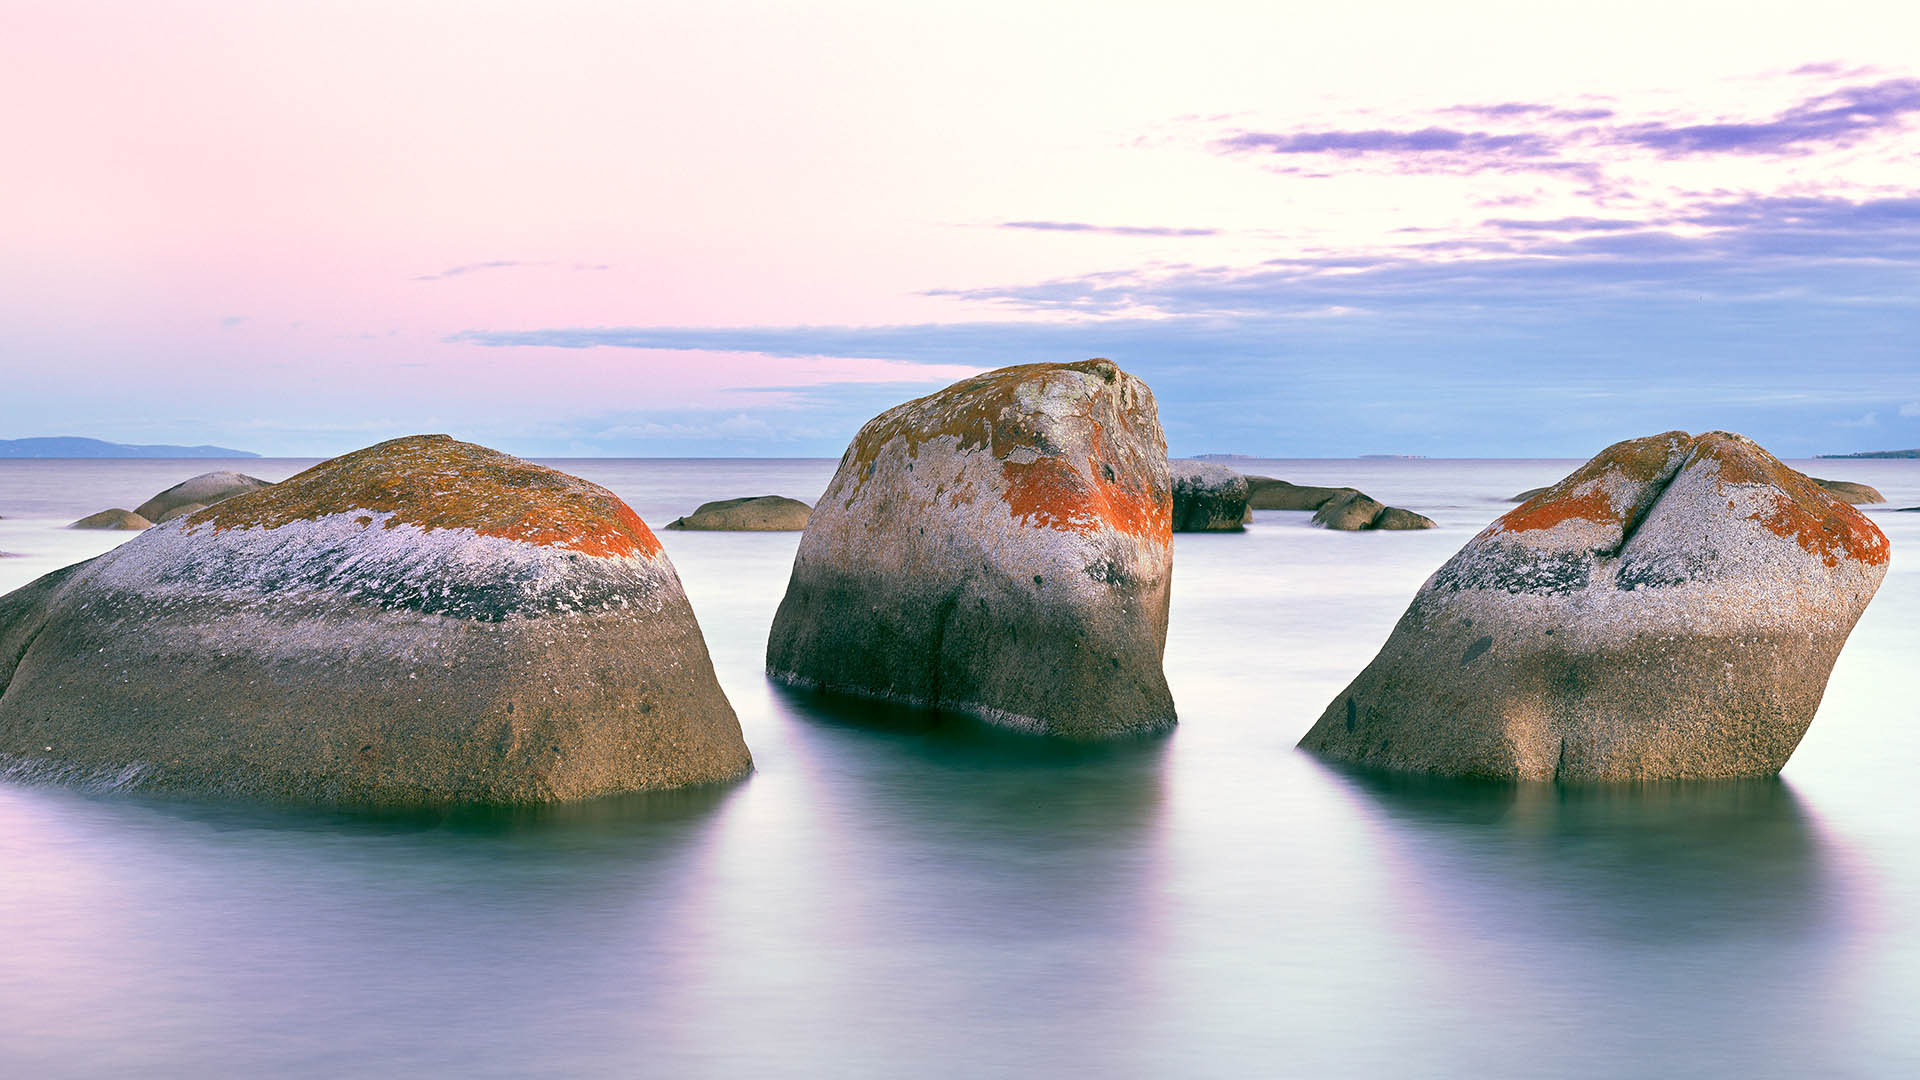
[1, 456, 1916, 1078]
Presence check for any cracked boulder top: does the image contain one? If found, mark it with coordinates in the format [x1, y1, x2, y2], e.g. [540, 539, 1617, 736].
[1451, 430, 1888, 594]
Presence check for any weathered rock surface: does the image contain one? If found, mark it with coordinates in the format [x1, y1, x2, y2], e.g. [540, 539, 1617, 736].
[69, 509, 151, 530]
[134, 471, 271, 522]
[767, 359, 1176, 737]
[0, 435, 750, 805]
[665, 495, 811, 531]
[1245, 477, 1357, 511]
[1171, 462, 1250, 531]
[153, 502, 208, 524]
[1301, 431, 1889, 781]
[1310, 491, 1437, 531]
[1811, 478, 1885, 504]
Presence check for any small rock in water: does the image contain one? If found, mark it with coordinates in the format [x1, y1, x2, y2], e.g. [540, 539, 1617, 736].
[1809, 477, 1884, 505]
[1171, 462, 1250, 531]
[665, 495, 811, 531]
[68, 508, 151, 530]
[134, 471, 271, 522]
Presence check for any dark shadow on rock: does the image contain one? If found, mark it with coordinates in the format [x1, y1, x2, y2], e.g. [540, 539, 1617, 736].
[1310, 756, 1854, 944]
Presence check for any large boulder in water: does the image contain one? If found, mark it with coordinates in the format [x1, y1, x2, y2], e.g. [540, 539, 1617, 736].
[0, 435, 750, 805]
[134, 470, 271, 522]
[1300, 431, 1888, 781]
[665, 495, 811, 531]
[1171, 462, 1250, 531]
[767, 359, 1175, 737]
[69, 509, 151, 530]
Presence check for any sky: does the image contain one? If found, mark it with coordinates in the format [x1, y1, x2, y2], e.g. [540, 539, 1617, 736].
[3, 0, 1918, 458]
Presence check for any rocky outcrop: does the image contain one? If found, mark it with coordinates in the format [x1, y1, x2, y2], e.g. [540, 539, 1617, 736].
[1300, 431, 1888, 781]
[766, 359, 1176, 737]
[0, 435, 750, 806]
[1245, 477, 1356, 511]
[665, 495, 811, 531]
[133, 471, 271, 522]
[1510, 486, 1550, 502]
[1811, 478, 1884, 505]
[69, 509, 151, 530]
[1311, 491, 1437, 531]
[1171, 462, 1250, 531]
[153, 503, 208, 524]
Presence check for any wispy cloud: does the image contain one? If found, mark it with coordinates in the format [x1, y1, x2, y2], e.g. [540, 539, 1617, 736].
[1211, 75, 1920, 178]
[1000, 220, 1218, 237]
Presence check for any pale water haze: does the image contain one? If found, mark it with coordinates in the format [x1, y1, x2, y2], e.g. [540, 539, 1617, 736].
[1, 457, 1915, 1077]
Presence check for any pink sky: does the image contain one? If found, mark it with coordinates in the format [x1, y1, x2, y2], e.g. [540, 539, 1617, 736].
[4, 2, 1918, 455]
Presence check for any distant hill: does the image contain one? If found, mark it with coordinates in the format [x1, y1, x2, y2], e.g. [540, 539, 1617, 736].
[0, 436, 260, 459]
[1815, 448, 1920, 459]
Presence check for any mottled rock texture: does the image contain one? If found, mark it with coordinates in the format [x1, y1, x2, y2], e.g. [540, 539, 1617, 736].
[665, 495, 811, 531]
[1246, 477, 1356, 511]
[0, 435, 750, 805]
[134, 471, 271, 522]
[1811, 478, 1884, 505]
[1301, 431, 1888, 781]
[1171, 462, 1250, 531]
[69, 509, 151, 530]
[767, 359, 1175, 737]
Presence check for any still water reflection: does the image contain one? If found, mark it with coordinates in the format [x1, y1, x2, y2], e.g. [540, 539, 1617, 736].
[0, 457, 1915, 1077]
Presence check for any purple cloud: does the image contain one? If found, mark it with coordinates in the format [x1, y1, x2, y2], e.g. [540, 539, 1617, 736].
[1218, 127, 1555, 158]
[1614, 78, 1920, 155]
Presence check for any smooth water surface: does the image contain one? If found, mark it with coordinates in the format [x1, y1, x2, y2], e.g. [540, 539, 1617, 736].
[1, 457, 1917, 1077]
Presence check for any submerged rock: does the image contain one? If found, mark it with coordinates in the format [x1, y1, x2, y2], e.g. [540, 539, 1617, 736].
[1510, 486, 1550, 502]
[1301, 430, 1889, 781]
[767, 359, 1175, 737]
[134, 471, 271, 522]
[1811, 478, 1884, 505]
[665, 495, 811, 531]
[1171, 462, 1250, 531]
[69, 509, 151, 530]
[1246, 477, 1356, 511]
[0, 435, 750, 805]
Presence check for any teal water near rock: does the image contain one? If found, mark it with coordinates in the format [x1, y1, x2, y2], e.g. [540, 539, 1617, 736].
[1, 456, 1917, 1077]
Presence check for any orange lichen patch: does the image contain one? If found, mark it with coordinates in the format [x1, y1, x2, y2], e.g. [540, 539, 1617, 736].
[1003, 457, 1171, 543]
[1496, 431, 1692, 535]
[1498, 486, 1622, 533]
[186, 435, 663, 558]
[843, 358, 1170, 542]
[1686, 431, 1889, 566]
[1749, 493, 1890, 567]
